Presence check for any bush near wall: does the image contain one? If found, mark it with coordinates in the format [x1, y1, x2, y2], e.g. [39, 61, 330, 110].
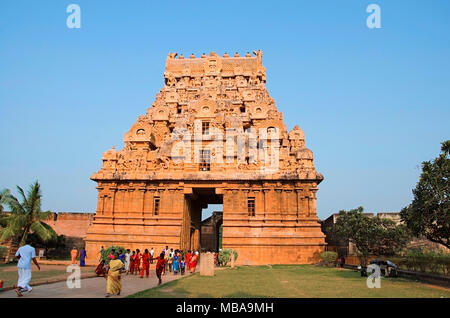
[320, 251, 338, 267]
[218, 249, 238, 266]
[101, 246, 126, 264]
[392, 249, 450, 276]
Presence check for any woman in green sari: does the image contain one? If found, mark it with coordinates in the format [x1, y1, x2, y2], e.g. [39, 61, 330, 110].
[106, 253, 125, 297]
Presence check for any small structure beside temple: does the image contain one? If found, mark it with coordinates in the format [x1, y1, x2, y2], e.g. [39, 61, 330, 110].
[85, 51, 326, 265]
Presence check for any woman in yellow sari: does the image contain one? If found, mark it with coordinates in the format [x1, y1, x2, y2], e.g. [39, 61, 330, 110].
[106, 253, 125, 297]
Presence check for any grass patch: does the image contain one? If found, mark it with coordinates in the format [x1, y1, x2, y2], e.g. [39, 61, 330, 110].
[128, 265, 450, 298]
[0, 264, 93, 289]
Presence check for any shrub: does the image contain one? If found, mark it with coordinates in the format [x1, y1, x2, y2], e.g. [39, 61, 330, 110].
[0, 245, 8, 259]
[320, 251, 338, 267]
[101, 245, 126, 264]
[396, 248, 450, 275]
[218, 249, 238, 266]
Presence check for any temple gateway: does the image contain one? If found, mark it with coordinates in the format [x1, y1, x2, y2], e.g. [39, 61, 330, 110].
[85, 51, 326, 265]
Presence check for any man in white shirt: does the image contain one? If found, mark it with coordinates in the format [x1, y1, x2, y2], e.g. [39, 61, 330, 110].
[124, 249, 131, 274]
[150, 248, 154, 264]
[15, 238, 40, 297]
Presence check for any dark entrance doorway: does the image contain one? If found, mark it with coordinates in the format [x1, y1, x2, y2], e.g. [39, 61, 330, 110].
[181, 188, 223, 252]
[200, 211, 223, 251]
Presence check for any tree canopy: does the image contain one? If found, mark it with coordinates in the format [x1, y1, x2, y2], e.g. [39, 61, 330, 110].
[400, 140, 450, 248]
[0, 181, 56, 246]
[333, 207, 410, 266]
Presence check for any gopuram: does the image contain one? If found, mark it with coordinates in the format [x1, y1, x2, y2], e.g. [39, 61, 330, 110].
[85, 51, 326, 265]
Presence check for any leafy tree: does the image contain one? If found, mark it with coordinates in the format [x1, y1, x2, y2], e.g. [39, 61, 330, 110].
[27, 224, 62, 249]
[0, 181, 56, 246]
[333, 207, 410, 267]
[400, 140, 450, 248]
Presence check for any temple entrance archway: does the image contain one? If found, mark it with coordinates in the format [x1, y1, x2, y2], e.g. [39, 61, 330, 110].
[181, 188, 223, 252]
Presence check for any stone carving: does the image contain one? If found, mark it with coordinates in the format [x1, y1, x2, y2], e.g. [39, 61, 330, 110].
[96, 49, 320, 176]
[87, 51, 325, 267]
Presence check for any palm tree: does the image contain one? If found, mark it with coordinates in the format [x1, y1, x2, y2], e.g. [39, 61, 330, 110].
[0, 181, 56, 245]
[0, 188, 10, 211]
[0, 188, 10, 231]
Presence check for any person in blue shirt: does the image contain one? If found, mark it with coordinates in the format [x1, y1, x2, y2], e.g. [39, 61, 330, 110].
[118, 250, 125, 263]
[15, 237, 40, 297]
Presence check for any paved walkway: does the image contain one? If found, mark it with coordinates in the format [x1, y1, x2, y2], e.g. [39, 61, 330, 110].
[0, 271, 190, 298]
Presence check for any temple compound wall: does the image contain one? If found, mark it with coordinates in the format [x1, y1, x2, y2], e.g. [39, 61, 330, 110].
[85, 51, 326, 265]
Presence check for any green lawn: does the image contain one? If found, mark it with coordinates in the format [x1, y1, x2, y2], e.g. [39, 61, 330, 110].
[0, 264, 94, 289]
[129, 265, 450, 298]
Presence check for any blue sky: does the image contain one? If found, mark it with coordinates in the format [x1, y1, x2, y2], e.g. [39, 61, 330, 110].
[0, 1, 449, 220]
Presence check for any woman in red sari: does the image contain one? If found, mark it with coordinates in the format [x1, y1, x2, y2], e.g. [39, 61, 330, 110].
[134, 249, 141, 275]
[186, 250, 192, 271]
[140, 249, 150, 278]
[95, 260, 106, 277]
[129, 251, 135, 275]
[189, 252, 198, 273]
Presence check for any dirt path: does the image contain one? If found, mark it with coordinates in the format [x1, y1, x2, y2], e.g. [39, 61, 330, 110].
[0, 271, 189, 298]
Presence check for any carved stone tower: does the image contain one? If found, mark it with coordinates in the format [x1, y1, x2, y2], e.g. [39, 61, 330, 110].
[85, 51, 326, 265]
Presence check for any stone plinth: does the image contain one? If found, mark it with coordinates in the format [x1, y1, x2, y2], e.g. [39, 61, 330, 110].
[199, 252, 215, 276]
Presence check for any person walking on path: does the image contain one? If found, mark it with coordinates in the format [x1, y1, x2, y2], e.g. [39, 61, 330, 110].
[129, 251, 136, 275]
[79, 248, 87, 267]
[150, 248, 154, 264]
[168, 248, 174, 273]
[153, 252, 166, 285]
[173, 252, 180, 275]
[134, 249, 141, 275]
[15, 238, 40, 297]
[118, 250, 125, 263]
[180, 257, 186, 275]
[105, 253, 125, 297]
[96, 260, 106, 277]
[140, 249, 150, 278]
[186, 250, 192, 271]
[189, 252, 198, 273]
[124, 249, 131, 274]
[70, 247, 78, 264]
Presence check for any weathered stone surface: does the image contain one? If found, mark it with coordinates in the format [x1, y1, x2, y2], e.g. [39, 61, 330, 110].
[85, 51, 326, 265]
[199, 252, 214, 276]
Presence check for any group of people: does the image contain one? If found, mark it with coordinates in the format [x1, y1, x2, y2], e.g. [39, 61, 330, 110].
[95, 246, 201, 297]
[12, 240, 218, 298]
[70, 247, 87, 266]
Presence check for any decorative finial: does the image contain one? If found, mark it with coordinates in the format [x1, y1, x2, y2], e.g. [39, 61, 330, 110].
[190, 53, 195, 59]
[223, 52, 229, 57]
[201, 53, 207, 58]
[245, 52, 251, 57]
[168, 52, 177, 59]
[179, 54, 184, 59]
[234, 52, 240, 57]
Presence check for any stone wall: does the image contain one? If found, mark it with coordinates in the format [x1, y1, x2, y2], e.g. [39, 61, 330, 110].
[43, 212, 94, 239]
